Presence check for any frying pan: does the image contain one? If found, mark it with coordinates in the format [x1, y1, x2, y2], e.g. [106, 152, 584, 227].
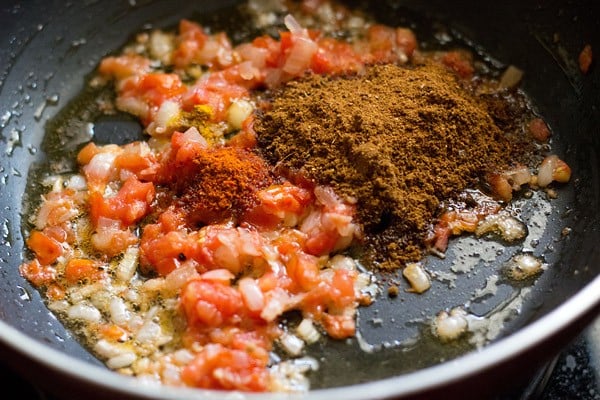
[0, 0, 598, 399]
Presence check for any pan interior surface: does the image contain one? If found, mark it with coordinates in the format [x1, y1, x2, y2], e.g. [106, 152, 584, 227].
[0, 0, 598, 398]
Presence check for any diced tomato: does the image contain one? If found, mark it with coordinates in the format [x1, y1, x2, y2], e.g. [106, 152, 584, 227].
[227, 115, 258, 149]
[395, 27, 417, 58]
[330, 269, 357, 308]
[182, 74, 249, 121]
[140, 228, 200, 276]
[181, 343, 269, 392]
[45, 283, 66, 301]
[322, 313, 355, 339]
[285, 251, 320, 292]
[181, 278, 245, 327]
[98, 54, 151, 80]
[579, 44, 593, 74]
[430, 223, 451, 253]
[77, 142, 101, 165]
[89, 176, 155, 227]
[528, 118, 551, 142]
[441, 50, 475, 79]
[195, 226, 263, 275]
[64, 258, 103, 284]
[310, 38, 363, 74]
[26, 230, 63, 265]
[119, 73, 186, 108]
[90, 218, 138, 257]
[141, 73, 186, 104]
[19, 259, 56, 288]
[251, 35, 282, 68]
[245, 183, 313, 229]
[368, 24, 396, 54]
[99, 324, 129, 342]
[278, 31, 294, 63]
[304, 229, 339, 256]
[114, 142, 159, 180]
[173, 19, 209, 68]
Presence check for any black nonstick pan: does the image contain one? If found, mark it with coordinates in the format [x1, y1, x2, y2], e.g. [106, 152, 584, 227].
[0, 0, 599, 399]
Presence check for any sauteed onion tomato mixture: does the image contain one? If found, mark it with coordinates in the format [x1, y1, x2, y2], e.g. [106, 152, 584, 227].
[19, 0, 571, 393]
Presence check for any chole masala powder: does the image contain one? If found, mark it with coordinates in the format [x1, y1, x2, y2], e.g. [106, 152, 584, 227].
[254, 62, 532, 269]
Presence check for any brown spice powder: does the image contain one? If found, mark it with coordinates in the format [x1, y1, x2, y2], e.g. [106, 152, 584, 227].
[254, 62, 525, 269]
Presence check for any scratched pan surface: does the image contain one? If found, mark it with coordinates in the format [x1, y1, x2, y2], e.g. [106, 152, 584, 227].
[0, 1, 599, 399]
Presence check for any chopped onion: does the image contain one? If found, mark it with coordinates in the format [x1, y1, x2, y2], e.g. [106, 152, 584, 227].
[67, 303, 102, 323]
[95, 339, 127, 359]
[433, 308, 468, 342]
[499, 65, 524, 89]
[142, 278, 165, 292]
[239, 277, 265, 312]
[403, 262, 431, 293]
[116, 246, 139, 282]
[504, 253, 545, 280]
[237, 43, 268, 69]
[284, 14, 306, 36]
[116, 96, 149, 120]
[164, 261, 199, 292]
[109, 296, 130, 326]
[84, 151, 118, 185]
[475, 212, 527, 242]
[136, 317, 163, 345]
[181, 126, 208, 146]
[149, 30, 174, 64]
[107, 352, 137, 369]
[283, 36, 318, 75]
[329, 254, 357, 271]
[66, 174, 87, 191]
[279, 332, 305, 356]
[296, 318, 321, 344]
[199, 268, 235, 283]
[148, 100, 180, 136]
[503, 164, 532, 189]
[261, 288, 291, 322]
[537, 155, 558, 187]
[172, 349, 195, 365]
[227, 99, 254, 130]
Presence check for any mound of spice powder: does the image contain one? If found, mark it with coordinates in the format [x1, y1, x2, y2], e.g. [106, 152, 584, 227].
[157, 145, 274, 226]
[255, 62, 526, 269]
